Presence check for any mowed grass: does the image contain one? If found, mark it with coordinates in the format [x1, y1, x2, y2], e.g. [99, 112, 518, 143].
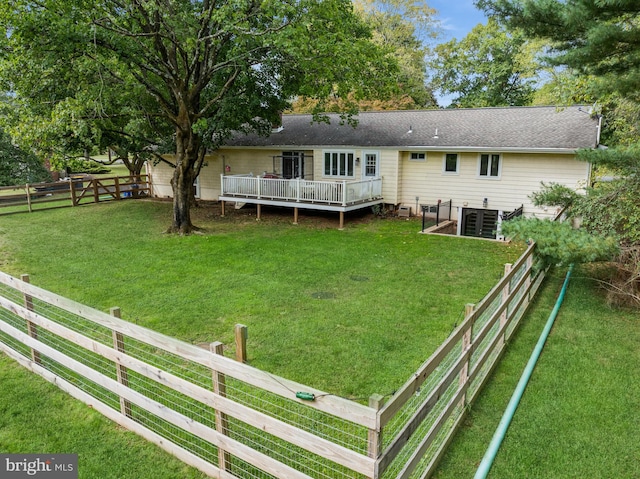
[0, 354, 208, 479]
[0, 200, 637, 478]
[433, 265, 640, 479]
[0, 200, 522, 398]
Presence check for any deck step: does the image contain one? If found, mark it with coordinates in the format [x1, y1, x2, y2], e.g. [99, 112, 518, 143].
[234, 202, 247, 210]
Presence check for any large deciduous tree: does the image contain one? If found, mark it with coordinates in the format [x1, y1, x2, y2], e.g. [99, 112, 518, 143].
[1, 0, 396, 233]
[355, 0, 439, 109]
[429, 18, 541, 107]
[0, 129, 51, 186]
[291, 0, 439, 113]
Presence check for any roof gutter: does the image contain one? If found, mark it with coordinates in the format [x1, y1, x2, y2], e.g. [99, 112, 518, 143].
[221, 145, 584, 155]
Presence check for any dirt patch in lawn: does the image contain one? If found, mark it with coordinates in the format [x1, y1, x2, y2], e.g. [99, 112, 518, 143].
[190, 201, 420, 230]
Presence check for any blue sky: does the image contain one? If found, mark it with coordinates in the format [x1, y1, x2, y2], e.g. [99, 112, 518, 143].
[429, 0, 488, 43]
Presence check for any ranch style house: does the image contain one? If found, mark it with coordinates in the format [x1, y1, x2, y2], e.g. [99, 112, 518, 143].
[147, 105, 602, 237]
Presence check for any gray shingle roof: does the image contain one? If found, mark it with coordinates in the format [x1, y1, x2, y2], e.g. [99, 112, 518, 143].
[224, 106, 600, 151]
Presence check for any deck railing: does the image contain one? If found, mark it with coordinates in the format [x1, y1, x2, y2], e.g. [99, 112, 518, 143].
[221, 175, 382, 206]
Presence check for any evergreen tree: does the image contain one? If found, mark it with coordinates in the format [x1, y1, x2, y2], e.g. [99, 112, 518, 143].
[476, 0, 640, 99]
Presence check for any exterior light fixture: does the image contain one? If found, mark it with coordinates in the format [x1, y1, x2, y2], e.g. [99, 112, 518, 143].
[483, 198, 488, 207]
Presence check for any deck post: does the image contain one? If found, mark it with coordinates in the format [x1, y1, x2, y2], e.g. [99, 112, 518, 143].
[293, 207, 299, 225]
[339, 211, 345, 230]
[220, 200, 225, 217]
[257, 203, 262, 220]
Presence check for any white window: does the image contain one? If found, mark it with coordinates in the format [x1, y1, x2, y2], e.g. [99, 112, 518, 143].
[410, 152, 426, 161]
[363, 151, 380, 177]
[324, 150, 355, 178]
[443, 153, 459, 174]
[479, 154, 501, 178]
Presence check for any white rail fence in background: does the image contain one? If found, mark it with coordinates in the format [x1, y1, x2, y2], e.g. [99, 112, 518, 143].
[0, 243, 543, 479]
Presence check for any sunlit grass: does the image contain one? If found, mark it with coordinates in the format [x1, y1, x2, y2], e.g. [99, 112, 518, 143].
[0, 200, 523, 397]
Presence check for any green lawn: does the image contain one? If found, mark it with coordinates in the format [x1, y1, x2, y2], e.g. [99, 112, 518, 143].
[0, 354, 208, 479]
[2, 200, 636, 478]
[433, 265, 640, 479]
[0, 200, 523, 398]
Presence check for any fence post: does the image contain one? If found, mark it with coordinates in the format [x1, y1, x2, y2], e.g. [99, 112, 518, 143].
[459, 303, 475, 408]
[114, 177, 121, 200]
[92, 178, 100, 203]
[21, 274, 41, 364]
[367, 394, 385, 462]
[211, 341, 231, 473]
[25, 184, 33, 213]
[69, 179, 77, 206]
[525, 252, 533, 305]
[110, 307, 132, 418]
[499, 263, 513, 347]
[234, 324, 248, 363]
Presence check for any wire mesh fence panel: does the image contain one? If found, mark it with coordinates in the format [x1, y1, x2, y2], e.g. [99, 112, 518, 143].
[0, 270, 375, 479]
[375, 244, 542, 479]
[0, 242, 542, 479]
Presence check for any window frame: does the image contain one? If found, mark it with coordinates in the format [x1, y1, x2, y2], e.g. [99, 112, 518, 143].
[323, 150, 356, 178]
[362, 150, 380, 178]
[443, 153, 460, 175]
[478, 153, 501, 179]
[409, 152, 426, 161]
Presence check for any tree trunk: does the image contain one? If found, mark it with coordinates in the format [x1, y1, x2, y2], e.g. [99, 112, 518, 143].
[171, 165, 194, 234]
[168, 124, 202, 234]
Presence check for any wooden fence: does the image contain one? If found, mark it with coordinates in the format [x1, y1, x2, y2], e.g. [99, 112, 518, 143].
[0, 175, 151, 214]
[0, 242, 544, 479]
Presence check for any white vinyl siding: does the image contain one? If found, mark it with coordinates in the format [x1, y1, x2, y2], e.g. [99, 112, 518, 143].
[398, 151, 590, 219]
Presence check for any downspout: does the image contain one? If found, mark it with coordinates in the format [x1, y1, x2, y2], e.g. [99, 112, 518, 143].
[474, 264, 574, 479]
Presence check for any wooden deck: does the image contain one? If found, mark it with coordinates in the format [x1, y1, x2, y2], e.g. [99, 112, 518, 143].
[219, 175, 383, 227]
